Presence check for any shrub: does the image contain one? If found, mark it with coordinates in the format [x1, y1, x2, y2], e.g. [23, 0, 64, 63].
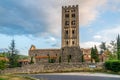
[0, 60, 7, 70]
[104, 60, 120, 72]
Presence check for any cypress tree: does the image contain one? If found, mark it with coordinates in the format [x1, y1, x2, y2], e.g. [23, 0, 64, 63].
[91, 47, 95, 62]
[8, 39, 19, 68]
[94, 45, 99, 62]
[91, 46, 99, 63]
[117, 35, 120, 60]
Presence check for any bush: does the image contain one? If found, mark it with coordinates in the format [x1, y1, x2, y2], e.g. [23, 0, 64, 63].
[104, 60, 120, 72]
[0, 60, 7, 70]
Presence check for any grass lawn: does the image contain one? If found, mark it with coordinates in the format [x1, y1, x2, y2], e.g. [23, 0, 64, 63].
[0, 74, 36, 80]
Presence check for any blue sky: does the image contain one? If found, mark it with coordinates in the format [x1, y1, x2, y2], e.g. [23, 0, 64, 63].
[0, 0, 120, 55]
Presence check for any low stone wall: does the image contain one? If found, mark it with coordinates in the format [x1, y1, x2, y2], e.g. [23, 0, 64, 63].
[0, 62, 104, 74]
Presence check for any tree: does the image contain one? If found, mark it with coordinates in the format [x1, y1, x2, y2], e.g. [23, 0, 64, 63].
[0, 60, 7, 70]
[117, 35, 120, 60]
[100, 42, 107, 54]
[110, 40, 117, 54]
[94, 45, 99, 62]
[8, 39, 20, 68]
[81, 54, 84, 62]
[91, 47, 95, 62]
[91, 46, 99, 63]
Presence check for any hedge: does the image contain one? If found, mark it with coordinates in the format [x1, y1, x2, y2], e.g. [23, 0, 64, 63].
[104, 60, 120, 72]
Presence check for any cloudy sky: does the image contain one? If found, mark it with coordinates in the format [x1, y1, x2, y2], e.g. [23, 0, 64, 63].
[0, 0, 120, 55]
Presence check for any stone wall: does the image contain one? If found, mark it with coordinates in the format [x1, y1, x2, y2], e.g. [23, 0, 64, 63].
[29, 49, 60, 57]
[29, 49, 61, 63]
[61, 47, 82, 62]
[0, 63, 104, 74]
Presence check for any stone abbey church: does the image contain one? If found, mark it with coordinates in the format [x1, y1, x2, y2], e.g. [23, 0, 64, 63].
[29, 5, 83, 63]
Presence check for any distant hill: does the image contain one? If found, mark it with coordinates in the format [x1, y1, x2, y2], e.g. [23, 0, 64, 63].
[0, 48, 8, 53]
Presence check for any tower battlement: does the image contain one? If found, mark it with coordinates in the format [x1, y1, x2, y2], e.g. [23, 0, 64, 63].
[62, 5, 78, 9]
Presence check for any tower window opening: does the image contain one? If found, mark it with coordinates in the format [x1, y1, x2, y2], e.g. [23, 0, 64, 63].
[72, 41, 75, 45]
[65, 21, 69, 25]
[66, 41, 68, 45]
[72, 30, 75, 34]
[71, 20, 75, 25]
[72, 14, 75, 18]
[69, 55, 72, 59]
[65, 10, 69, 12]
[65, 30, 68, 34]
[65, 14, 69, 18]
[71, 9, 75, 12]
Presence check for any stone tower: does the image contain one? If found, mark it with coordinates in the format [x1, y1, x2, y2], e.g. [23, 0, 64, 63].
[61, 5, 82, 62]
[62, 5, 79, 47]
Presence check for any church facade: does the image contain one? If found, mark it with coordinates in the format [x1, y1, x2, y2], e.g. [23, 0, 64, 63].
[29, 5, 83, 63]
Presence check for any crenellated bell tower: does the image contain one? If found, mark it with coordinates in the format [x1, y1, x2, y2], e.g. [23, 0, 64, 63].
[61, 5, 82, 62]
[62, 5, 79, 48]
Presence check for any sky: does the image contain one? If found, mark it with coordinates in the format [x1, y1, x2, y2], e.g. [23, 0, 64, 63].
[0, 0, 120, 55]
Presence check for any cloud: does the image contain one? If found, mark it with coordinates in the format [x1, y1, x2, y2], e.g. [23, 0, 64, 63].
[0, 0, 108, 37]
[80, 41, 101, 48]
[93, 35, 102, 40]
[94, 26, 120, 42]
[0, 48, 8, 52]
[44, 36, 57, 43]
[51, 42, 61, 47]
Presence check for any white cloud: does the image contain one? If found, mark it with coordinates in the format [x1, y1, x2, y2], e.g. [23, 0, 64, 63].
[93, 35, 102, 40]
[80, 41, 101, 48]
[45, 36, 57, 43]
[94, 26, 120, 42]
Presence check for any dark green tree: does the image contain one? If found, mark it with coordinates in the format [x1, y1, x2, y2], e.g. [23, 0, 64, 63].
[81, 54, 84, 62]
[0, 60, 7, 70]
[8, 39, 20, 68]
[100, 42, 107, 54]
[117, 35, 120, 60]
[91, 46, 99, 63]
[94, 46, 99, 62]
[91, 47, 95, 62]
